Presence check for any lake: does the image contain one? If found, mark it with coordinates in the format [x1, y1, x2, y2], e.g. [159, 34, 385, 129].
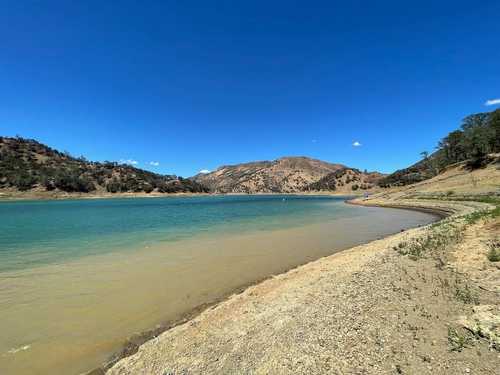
[0, 195, 438, 374]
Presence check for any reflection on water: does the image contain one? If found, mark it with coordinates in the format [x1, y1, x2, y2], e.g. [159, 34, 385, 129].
[0, 196, 437, 374]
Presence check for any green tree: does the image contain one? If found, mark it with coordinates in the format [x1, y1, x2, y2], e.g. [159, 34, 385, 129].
[488, 109, 500, 152]
[106, 178, 121, 193]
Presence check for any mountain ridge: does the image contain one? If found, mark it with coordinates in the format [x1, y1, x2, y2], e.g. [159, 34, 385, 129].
[192, 156, 384, 194]
[0, 137, 385, 197]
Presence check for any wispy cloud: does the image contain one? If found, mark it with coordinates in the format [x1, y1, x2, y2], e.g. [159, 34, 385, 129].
[149, 161, 160, 166]
[311, 139, 317, 143]
[120, 159, 139, 165]
[485, 98, 500, 106]
[198, 169, 210, 174]
[352, 141, 362, 147]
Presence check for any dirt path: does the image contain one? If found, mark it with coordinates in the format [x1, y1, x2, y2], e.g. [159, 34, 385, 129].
[107, 199, 499, 375]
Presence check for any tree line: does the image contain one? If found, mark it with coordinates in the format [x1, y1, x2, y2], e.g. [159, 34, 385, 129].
[435, 109, 499, 169]
[379, 109, 500, 187]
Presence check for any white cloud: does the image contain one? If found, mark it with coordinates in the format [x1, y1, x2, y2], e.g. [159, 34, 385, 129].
[120, 159, 139, 165]
[149, 161, 160, 166]
[352, 141, 362, 147]
[198, 169, 211, 174]
[485, 98, 500, 106]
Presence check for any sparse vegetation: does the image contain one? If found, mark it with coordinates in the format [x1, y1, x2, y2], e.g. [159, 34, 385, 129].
[448, 326, 473, 352]
[393, 221, 463, 261]
[0, 137, 208, 194]
[454, 282, 479, 305]
[307, 167, 383, 192]
[486, 240, 500, 262]
[415, 196, 500, 223]
[462, 200, 500, 224]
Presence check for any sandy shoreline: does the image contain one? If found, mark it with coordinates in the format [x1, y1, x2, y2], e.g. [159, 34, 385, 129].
[0, 190, 213, 202]
[94, 197, 500, 375]
[0, 190, 364, 202]
[79, 200, 441, 375]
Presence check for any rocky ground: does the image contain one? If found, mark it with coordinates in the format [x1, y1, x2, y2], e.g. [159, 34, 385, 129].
[106, 198, 500, 374]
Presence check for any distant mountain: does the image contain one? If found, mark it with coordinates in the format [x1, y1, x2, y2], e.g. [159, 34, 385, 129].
[0, 137, 384, 196]
[0, 137, 207, 194]
[192, 156, 383, 193]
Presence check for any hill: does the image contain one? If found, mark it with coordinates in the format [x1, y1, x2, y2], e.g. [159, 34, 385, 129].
[192, 157, 382, 193]
[0, 137, 207, 196]
[375, 155, 500, 199]
[378, 108, 500, 187]
[307, 167, 385, 193]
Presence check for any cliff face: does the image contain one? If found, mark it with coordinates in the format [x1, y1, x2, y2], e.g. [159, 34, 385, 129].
[193, 156, 382, 193]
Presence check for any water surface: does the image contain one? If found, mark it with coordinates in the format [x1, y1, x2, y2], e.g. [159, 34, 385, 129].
[0, 195, 438, 374]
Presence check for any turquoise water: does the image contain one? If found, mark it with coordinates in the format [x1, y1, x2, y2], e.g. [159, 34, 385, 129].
[0, 195, 354, 272]
[0, 195, 439, 375]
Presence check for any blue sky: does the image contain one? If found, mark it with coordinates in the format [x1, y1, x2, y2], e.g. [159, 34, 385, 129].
[1, 1, 499, 176]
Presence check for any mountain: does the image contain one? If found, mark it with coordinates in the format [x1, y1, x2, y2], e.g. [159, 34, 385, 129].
[192, 156, 383, 193]
[0, 137, 207, 195]
[0, 138, 384, 196]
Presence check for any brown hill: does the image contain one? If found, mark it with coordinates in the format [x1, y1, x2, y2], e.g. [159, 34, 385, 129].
[192, 157, 382, 193]
[375, 155, 500, 199]
[0, 136, 207, 196]
[308, 167, 385, 193]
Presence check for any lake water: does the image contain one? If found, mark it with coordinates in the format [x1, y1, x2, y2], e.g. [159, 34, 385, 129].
[0, 195, 438, 374]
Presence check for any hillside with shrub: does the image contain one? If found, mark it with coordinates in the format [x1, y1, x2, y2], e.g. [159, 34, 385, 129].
[0, 137, 207, 195]
[192, 157, 383, 193]
[379, 109, 500, 187]
[308, 167, 384, 192]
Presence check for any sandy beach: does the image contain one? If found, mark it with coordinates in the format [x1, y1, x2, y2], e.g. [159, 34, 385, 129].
[106, 196, 499, 374]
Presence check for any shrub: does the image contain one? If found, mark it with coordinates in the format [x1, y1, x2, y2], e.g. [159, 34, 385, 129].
[53, 173, 95, 192]
[486, 240, 500, 262]
[448, 327, 472, 352]
[454, 282, 479, 304]
[106, 179, 121, 193]
[14, 173, 37, 191]
[41, 176, 56, 191]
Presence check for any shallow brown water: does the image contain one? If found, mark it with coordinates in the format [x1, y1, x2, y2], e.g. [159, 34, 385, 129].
[0, 205, 437, 374]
